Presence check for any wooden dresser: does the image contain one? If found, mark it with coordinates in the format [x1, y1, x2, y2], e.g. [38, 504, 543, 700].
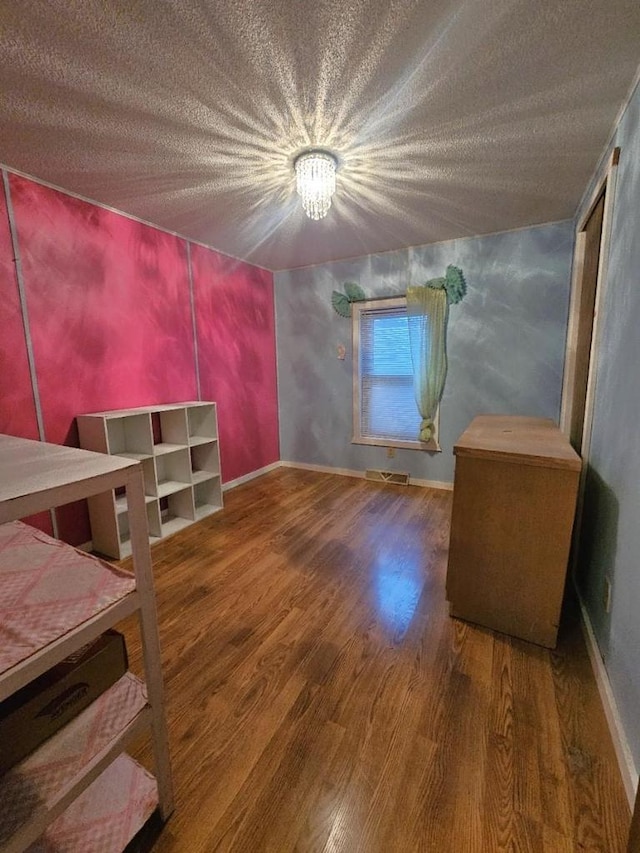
[446, 415, 581, 648]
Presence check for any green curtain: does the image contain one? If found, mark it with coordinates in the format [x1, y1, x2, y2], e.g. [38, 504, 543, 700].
[406, 285, 449, 442]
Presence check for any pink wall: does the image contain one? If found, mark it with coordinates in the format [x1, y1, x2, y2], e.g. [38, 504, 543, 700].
[191, 246, 279, 483]
[0, 182, 39, 441]
[0, 178, 53, 535]
[0, 171, 279, 544]
[10, 175, 197, 446]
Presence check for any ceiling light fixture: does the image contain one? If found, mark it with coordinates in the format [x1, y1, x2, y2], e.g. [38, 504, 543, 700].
[294, 149, 338, 220]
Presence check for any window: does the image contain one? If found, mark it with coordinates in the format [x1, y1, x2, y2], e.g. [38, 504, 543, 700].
[352, 297, 438, 450]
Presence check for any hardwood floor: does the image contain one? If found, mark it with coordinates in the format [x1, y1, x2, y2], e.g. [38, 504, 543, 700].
[119, 468, 630, 852]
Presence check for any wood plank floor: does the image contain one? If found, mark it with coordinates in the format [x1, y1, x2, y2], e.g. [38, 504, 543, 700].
[120, 468, 631, 852]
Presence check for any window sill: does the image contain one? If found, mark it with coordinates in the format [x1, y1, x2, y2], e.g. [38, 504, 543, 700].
[352, 436, 441, 453]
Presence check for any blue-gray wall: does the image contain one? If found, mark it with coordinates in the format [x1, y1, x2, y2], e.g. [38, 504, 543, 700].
[275, 221, 574, 483]
[577, 78, 640, 775]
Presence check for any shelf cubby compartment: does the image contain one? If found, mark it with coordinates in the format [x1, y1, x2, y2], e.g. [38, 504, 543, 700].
[160, 487, 196, 538]
[107, 478, 159, 560]
[152, 408, 189, 456]
[117, 500, 162, 560]
[117, 507, 129, 543]
[190, 441, 220, 484]
[114, 489, 157, 515]
[193, 476, 223, 521]
[152, 448, 191, 499]
[187, 404, 217, 444]
[106, 413, 153, 460]
[142, 456, 158, 496]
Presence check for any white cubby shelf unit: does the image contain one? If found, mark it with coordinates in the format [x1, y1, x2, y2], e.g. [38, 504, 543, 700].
[77, 402, 223, 559]
[0, 434, 173, 853]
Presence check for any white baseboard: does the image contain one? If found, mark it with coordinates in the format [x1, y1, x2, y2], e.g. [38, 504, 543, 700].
[279, 460, 453, 491]
[222, 461, 281, 491]
[578, 596, 638, 807]
[280, 460, 364, 479]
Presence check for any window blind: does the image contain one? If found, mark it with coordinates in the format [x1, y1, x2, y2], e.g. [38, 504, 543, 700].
[358, 306, 420, 443]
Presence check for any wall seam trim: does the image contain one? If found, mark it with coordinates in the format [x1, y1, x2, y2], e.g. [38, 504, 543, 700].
[186, 242, 201, 401]
[272, 273, 284, 461]
[1, 169, 57, 536]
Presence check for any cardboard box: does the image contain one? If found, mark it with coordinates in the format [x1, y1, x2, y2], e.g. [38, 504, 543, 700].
[0, 630, 128, 773]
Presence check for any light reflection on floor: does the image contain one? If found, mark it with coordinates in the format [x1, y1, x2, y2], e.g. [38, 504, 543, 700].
[373, 548, 423, 635]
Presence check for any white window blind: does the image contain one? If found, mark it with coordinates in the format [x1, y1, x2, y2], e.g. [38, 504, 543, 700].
[356, 302, 421, 444]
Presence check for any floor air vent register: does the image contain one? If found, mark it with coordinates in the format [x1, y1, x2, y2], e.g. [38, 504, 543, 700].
[364, 470, 410, 486]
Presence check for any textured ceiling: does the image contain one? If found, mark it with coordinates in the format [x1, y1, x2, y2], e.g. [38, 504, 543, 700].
[1, 1, 639, 271]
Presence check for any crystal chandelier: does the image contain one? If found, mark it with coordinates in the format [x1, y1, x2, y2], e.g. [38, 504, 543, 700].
[294, 150, 338, 220]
